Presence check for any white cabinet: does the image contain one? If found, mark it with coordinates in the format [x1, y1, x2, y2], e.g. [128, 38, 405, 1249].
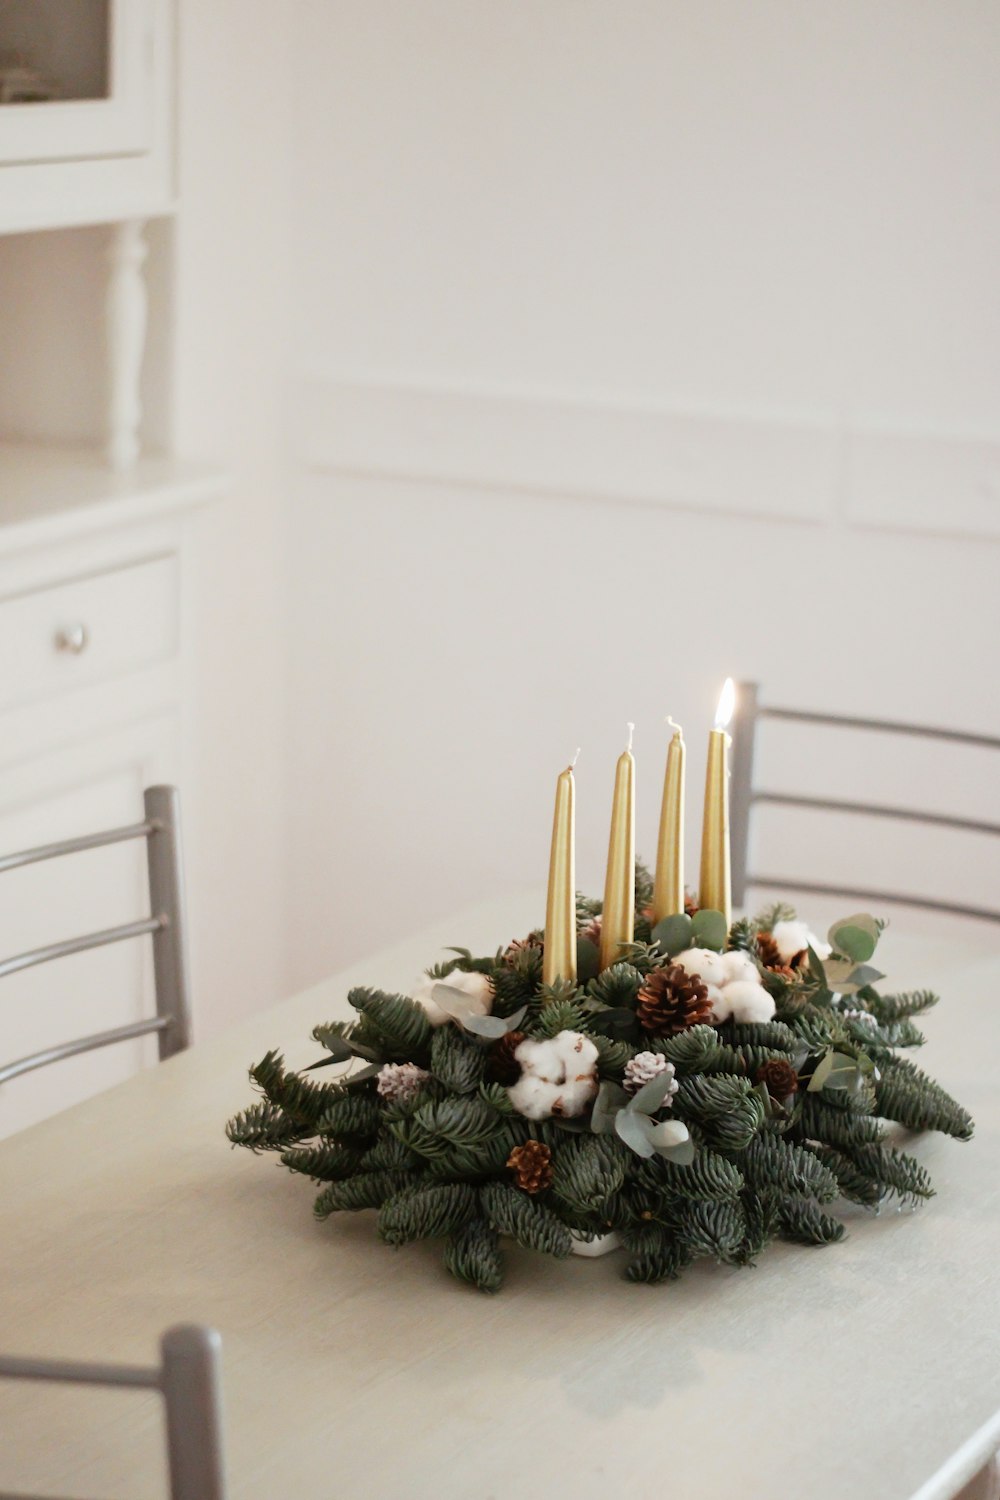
[0, 445, 223, 1138]
[0, 0, 173, 234]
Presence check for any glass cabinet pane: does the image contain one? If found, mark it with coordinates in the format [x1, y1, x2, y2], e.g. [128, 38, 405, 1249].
[0, 0, 110, 105]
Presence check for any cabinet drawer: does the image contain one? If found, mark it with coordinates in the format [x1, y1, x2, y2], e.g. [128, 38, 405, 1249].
[0, 553, 178, 713]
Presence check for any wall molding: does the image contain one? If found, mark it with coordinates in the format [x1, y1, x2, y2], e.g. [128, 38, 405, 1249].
[291, 375, 1000, 540]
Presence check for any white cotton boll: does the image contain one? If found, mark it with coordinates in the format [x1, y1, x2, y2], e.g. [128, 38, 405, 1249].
[555, 1075, 600, 1117]
[674, 948, 728, 988]
[411, 968, 493, 1027]
[721, 950, 761, 985]
[507, 1075, 555, 1120]
[704, 982, 730, 1023]
[550, 1030, 599, 1074]
[513, 1036, 560, 1079]
[722, 980, 776, 1024]
[771, 920, 830, 964]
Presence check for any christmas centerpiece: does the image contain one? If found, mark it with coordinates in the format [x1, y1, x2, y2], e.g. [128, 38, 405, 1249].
[227, 685, 973, 1292]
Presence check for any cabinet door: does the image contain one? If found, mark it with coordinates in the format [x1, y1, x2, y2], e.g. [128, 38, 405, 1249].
[0, 714, 178, 1139]
[0, 0, 155, 165]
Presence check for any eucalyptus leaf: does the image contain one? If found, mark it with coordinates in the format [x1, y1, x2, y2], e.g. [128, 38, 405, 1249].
[303, 1039, 352, 1068]
[806, 1052, 835, 1092]
[691, 908, 727, 952]
[850, 965, 885, 989]
[576, 937, 600, 984]
[651, 913, 693, 956]
[629, 1071, 680, 1116]
[431, 982, 483, 1022]
[828, 912, 879, 952]
[829, 923, 877, 964]
[653, 1135, 696, 1165]
[461, 1014, 510, 1040]
[343, 1063, 381, 1087]
[645, 1118, 690, 1152]
[591, 1081, 629, 1134]
[808, 1050, 859, 1093]
[614, 1107, 656, 1158]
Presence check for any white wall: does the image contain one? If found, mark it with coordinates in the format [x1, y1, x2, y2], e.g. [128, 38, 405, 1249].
[282, 1, 1000, 989]
[169, 0, 291, 1031]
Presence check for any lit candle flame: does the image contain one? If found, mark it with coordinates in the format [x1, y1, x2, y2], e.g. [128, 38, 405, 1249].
[714, 678, 736, 731]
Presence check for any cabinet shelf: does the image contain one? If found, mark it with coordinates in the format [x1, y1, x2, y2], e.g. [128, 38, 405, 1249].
[0, 443, 226, 557]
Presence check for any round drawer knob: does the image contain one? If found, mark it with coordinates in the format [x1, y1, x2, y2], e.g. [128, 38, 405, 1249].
[54, 623, 89, 655]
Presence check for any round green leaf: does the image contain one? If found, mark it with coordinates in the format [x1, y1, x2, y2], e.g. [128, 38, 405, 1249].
[830, 924, 877, 963]
[691, 908, 727, 952]
[651, 913, 693, 956]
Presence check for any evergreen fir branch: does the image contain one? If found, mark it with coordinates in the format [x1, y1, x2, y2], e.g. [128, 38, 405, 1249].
[378, 1183, 478, 1245]
[225, 1100, 305, 1152]
[810, 1145, 884, 1207]
[726, 918, 759, 955]
[735, 1189, 780, 1264]
[842, 1143, 935, 1204]
[591, 1035, 635, 1078]
[633, 1149, 744, 1203]
[798, 1095, 886, 1150]
[614, 941, 663, 977]
[876, 1055, 974, 1140]
[726, 1020, 800, 1053]
[841, 1014, 925, 1053]
[249, 1050, 350, 1129]
[279, 1142, 364, 1181]
[550, 1136, 626, 1218]
[430, 1026, 486, 1095]
[314, 1093, 382, 1139]
[674, 1199, 747, 1263]
[533, 998, 588, 1037]
[740, 1134, 840, 1204]
[586, 962, 644, 1008]
[653, 1024, 722, 1073]
[421, 1122, 522, 1181]
[634, 859, 654, 913]
[702, 1044, 797, 1078]
[404, 1097, 500, 1161]
[754, 900, 798, 928]
[480, 1183, 572, 1258]
[357, 1137, 422, 1173]
[347, 987, 434, 1062]
[777, 1197, 846, 1245]
[444, 1218, 504, 1293]
[490, 966, 540, 1017]
[866, 988, 940, 1023]
[478, 1081, 517, 1115]
[314, 1171, 413, 1217]
[622, 1222, 692, 1284]
[674, 1075, 766, 1151]
[311, 1020, 354, 1051]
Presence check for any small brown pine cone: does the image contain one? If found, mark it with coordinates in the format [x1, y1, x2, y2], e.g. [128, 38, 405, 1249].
[507, 1139, 553, 1194]
[578, 915, 602, 947]
[503, 933, 543, 966]
[486, 1031, 526, 1085]
[636, 963, 713, 1037]
[756, 931, 799, 980]
[684, 894, 700, 918]
[756, 1059, 800, 1100]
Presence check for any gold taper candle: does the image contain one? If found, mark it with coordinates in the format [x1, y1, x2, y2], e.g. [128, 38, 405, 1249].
[699, 679, 735, 925]
[599, 725, 636, 972]
[543, 753, 578, 986]
[652, 718, 685, 922]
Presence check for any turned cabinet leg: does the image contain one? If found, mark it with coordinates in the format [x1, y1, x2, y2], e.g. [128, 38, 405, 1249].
[105, 218, 149, 471]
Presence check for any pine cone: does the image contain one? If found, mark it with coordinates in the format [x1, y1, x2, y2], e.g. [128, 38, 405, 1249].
[756, 1059, 800, 1099]
[503, 934, 543, 966]
[636, 964, 713, 1037]
[756, 931, 799, 980]
[623, 1051, 678, 1098]
[507, 1140, 553, 1194]
[578, 916, 602, 947]
[486, 1031, 526, 1085]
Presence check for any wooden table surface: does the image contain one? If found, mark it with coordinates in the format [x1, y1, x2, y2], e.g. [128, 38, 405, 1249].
[2, 890, 999, 1500]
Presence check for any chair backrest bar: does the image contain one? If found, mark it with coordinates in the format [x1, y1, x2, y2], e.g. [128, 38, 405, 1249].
[0, 1324, 228, 1500]
[145, 787, 192, 1058]
[0, 821, 154, 876]
[0, 1016, 170, 1087]
[731, 681, 1000, 921]
[0, 915, 163, 982]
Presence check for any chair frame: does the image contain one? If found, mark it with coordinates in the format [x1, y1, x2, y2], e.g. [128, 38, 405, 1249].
[0, 785, 192, 1086]
[730, 681, 1000, 924]
[0, 1323, 227, 1500]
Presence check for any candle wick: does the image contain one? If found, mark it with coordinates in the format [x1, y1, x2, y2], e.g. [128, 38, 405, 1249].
[570, 747, 581, 769]
[626, 722, 635, 752]
[665, 715, 682, 736]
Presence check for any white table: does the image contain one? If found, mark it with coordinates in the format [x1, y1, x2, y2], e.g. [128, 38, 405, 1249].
[2, 890, 999, 1500]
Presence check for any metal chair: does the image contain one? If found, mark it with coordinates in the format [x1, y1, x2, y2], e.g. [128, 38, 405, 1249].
[0, 785, 192, 1087]
[730, 682, 1000, 924]
[0, 1323, 227, 1500]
